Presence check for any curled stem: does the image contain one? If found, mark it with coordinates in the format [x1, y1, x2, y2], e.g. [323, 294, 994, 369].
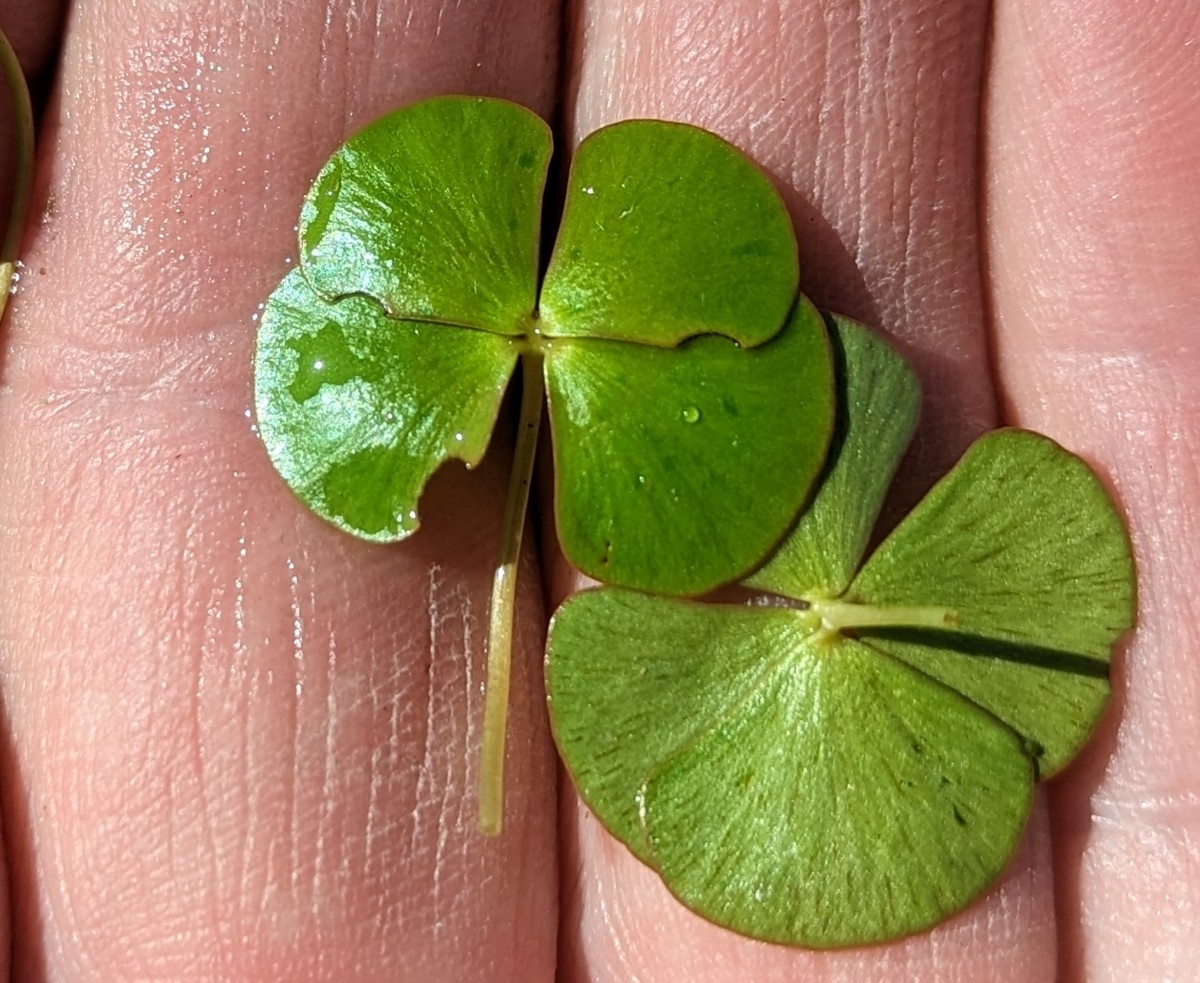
[478, 352, 544, 836]
[0, 28, 34, 321]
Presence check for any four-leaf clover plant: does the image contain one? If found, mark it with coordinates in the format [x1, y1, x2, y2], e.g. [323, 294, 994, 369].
[254, 95, 1136, 945]
[255, 96, 835, 835]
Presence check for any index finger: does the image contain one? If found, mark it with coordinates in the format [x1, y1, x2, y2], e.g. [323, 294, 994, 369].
[0, 1, 561, 978]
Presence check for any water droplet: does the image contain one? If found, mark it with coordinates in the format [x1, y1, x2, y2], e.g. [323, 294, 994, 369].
[454, 432, 464, 442]
[681, 406, 701, 424]
[582, 186, 595, 195]
[284, 322, 369, 402]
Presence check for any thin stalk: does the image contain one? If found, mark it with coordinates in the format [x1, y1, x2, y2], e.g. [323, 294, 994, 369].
[0, 28, 34, 322]
[478, 351, 545, 836]
[808, 597, 959, 636]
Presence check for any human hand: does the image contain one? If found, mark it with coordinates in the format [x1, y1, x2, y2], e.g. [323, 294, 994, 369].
[0, 1, 1195, 980]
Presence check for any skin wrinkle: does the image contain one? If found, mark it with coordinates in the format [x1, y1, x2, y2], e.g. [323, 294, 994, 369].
[408, 565, 438, 859]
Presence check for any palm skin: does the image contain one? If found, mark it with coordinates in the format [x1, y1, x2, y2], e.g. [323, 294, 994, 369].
[0, 1, 1196, 980]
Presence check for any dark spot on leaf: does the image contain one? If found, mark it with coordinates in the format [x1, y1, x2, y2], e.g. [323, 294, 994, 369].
[952, 806, 967, 826]
[911, 742, 923, 755]
[730, 238, 770, 258]
[517, 150, 536, 168]
[721, 395, 739, 417]
[285, 321, 369, 402]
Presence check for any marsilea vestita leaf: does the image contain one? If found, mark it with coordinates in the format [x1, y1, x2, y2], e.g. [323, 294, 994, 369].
[546, 316, 1136, 947]
[255, 96, 834, 596]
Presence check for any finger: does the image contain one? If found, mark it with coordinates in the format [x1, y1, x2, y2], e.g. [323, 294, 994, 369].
[557, 0, 1056, 978]
[0, 1, 560, 979]
[984, 1, 1200, 979]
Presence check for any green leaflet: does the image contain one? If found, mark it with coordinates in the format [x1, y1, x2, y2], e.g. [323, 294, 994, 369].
[255, 269, 519, 539]
[546, 296, 832, 594]
[849, 429, 1136, 776]
[743, 314, 920, 597]
[299, 97, 550, 334]
[540, 118, 798, 347]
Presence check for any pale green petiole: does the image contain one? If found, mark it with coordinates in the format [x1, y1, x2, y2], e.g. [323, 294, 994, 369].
[478, 352, 545, 836]
[803, 596, 959, 638]
[0, 28, 34, 322]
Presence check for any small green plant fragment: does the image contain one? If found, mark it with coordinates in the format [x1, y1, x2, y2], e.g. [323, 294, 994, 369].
[849, 429, 1136, 776]
[0, 27, 35, 322]
[545, 323, 1135, 946]
[255, 97, 835, 834]
[743, 314, 919, 598]
[539, 119, 798, 347]
[546, 296, 833, 595]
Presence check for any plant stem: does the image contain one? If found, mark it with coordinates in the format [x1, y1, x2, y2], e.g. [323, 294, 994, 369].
[478, 351, 545, 836]
[0, 28, 34, 322]
[808, 597, 959, 636]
